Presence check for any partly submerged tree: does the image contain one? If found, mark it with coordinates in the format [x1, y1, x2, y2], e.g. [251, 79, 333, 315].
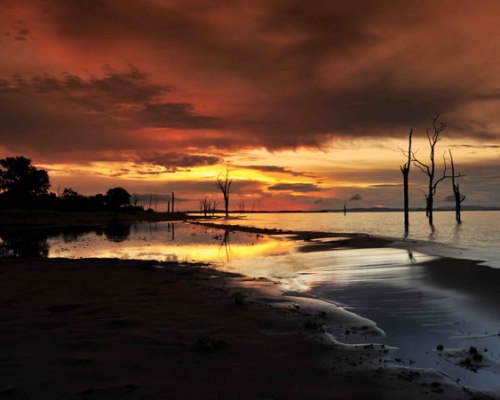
[105, 187, 131, 210]
[216, 170, 233, 218]
[0, 156, 50, 199]
[400, 129, 413, 233]
[412, 113, 449, 226]
[448, 150, 465, 223]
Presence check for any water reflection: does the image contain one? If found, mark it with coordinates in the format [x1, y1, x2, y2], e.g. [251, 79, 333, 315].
[166, 222, 175, 241]
[220, 229, 231, 261]
[0, 221, 134, 257]
[103, 220, 131, 243]
[0, 232, 49, 258]
[0, 222, 290, 263]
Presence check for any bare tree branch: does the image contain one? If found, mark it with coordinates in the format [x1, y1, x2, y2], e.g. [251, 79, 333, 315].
[216, 169, 233, 218]
[412, 113, 449, 225]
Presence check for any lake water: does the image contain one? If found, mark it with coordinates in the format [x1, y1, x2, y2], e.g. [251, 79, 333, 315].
[1, 213, 500, 393]
[217, 211, 500, 268]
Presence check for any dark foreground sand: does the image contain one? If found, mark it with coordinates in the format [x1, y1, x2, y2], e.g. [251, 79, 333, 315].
[0, 258, 494, 399]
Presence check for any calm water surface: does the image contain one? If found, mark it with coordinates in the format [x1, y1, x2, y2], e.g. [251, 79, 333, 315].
[219, 211, 500, 268]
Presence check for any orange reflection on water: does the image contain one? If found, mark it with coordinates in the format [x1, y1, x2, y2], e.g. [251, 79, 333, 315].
[47, 222, 292, 264]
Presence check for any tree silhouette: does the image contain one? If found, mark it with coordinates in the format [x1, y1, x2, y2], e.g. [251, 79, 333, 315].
[0, 156, 50, 200]
[448, 150, 465, 223]
[200, 196, 210, 216]
[105, 187, 131, 210]
[400, 128, 413, 233]
[61, 187, 79, 198]
[216, 170, 232, 218]
[412, 113, 449, 226]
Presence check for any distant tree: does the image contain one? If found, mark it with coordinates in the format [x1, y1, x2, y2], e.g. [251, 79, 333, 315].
[211, 199, 218, 215]
[0, 156, 50, 199]
[61, 187, 79, 198]
[400, 129, 413, 233]
[448, 150, 465, 223]
[199, 196, 210, 216]
[412, 113, 449, 226]
[105, 187, 131, 210]
[216, 170, 233, 218]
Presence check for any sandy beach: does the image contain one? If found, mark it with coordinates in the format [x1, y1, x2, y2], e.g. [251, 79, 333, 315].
[0, 252, 496, 399]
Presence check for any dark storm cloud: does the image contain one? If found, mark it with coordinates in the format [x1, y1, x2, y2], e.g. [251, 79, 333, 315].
[268, 183, 321, 192]
[0, 65, 170, 104]
[238, 165, 313, 178]
[144, 152, 221, 170]
[1, 0, 500, 160]
[135, 103, 218, 129]
[0, 66, 220, 157]
[32, 1, 500, 144]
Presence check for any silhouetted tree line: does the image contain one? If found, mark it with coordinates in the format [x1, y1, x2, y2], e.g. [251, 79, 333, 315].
[0, 156, 137, 212]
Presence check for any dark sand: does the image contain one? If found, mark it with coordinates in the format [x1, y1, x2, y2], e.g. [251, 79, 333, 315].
[0, 257, 492, 399]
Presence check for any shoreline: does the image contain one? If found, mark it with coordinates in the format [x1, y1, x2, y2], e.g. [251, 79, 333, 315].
[0, 209, 199, 230]
[0, 256, 496, 399]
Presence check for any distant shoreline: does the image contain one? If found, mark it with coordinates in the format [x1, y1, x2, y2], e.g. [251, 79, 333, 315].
[207, 207, 500, 213]
[0, 209, 198, 229]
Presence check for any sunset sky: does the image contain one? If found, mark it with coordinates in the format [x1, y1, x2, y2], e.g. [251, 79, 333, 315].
[1, 0, 499, 211]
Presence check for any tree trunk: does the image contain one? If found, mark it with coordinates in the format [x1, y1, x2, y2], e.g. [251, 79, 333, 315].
[171, 192, 175, 213]
[224, 196, 229, 217]
[403, 171, 409, 232]
[455, 195, 461, 223]
[402, 128, 412, 234]
[427, 195, 434, 226]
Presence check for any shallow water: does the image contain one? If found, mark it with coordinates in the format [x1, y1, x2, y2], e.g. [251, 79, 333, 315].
[214, 211, 500, 268]
[0, 222, 289, 262]
[1, 220, 499, 392]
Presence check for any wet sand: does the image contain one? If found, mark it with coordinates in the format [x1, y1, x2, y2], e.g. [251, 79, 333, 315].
[0, 257, 494, 399]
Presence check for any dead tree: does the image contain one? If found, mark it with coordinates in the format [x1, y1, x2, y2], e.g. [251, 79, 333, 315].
[199, 196, 210, 217]
[211, 200, 218, 215]
[448, 150, 465, 223]
[412, 113, 449, 226]
[171, 192, 175, 213]
[216, 170, 233, 218]
[400, 128, 413, 233]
